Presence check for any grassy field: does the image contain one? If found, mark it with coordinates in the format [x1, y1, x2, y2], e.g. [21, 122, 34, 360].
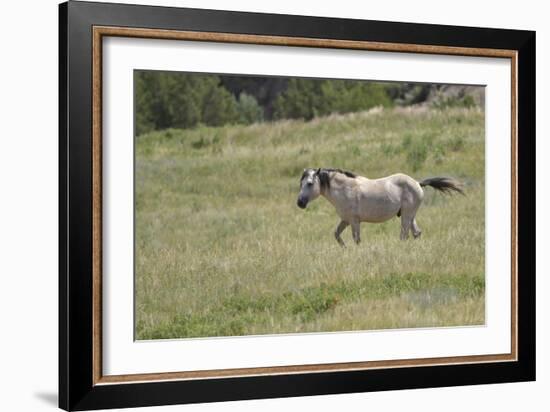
[135, 106, 485, 340]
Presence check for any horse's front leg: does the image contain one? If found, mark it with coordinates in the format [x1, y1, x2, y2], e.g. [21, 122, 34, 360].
[334, 220, 349, 247]
[351, 221, 361, 245]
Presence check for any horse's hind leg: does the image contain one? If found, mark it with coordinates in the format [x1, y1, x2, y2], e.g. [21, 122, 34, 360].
[400, 213, 416, 240]
[412, 218, 422, 239]
[334, 220, 349, 247]
[400, 195, 422, 240]
[400, 215, 413, 240]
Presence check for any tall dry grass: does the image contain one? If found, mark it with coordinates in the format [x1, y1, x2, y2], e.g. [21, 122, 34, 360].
[135, 106, 485, 339]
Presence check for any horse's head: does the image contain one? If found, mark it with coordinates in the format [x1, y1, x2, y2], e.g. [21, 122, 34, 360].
[297, 168, 322, 209]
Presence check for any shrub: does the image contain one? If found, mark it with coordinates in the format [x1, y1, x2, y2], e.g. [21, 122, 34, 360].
[448, 135, 466, 152]
[432, 145, 446, 165]
[431, 94, 476, 110]
[402, 133, 434, 172]
[407, 141, 429, 172]
[380, 142, 400, 157]
[236, 93, 264, 124]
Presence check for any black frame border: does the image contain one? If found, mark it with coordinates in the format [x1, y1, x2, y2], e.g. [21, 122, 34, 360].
[59, 1, 535, 410]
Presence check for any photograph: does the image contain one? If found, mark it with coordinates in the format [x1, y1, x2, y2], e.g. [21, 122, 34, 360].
[134, 71, 485, 340]
[55, 1, 536, 410]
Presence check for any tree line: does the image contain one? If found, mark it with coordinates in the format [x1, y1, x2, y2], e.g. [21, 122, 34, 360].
[135, 71, 469, 135]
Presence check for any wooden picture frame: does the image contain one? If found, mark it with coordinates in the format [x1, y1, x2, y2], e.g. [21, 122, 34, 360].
[59, 1, 535, 410]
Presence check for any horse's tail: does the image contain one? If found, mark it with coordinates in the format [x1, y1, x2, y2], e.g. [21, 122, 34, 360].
[419, 177, 465, 195]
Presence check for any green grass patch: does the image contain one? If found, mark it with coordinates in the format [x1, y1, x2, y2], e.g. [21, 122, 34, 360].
[138, 272, 484, 339]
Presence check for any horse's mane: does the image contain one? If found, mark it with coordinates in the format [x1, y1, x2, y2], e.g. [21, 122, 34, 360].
[317, 168, 356, 189]
[322, 168, 357, 178]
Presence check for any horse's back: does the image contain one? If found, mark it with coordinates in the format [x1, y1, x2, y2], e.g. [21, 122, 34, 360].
[375, 173, 416, 186]
[370, 173, 424, 206]
[379, 173, 422, 191]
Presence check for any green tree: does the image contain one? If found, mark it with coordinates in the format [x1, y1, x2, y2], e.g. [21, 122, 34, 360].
[273, 78, 320, 120]
[135, 72, 398, 134]
[236, 93, 264, 124]
[135, 72, 240, 134]
[273, 78, 392, 121]
[201, 83, 239, 127]
[135, 71, 162, 135]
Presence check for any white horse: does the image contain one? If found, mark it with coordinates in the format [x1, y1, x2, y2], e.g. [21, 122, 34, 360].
[297, 168, 463, 246]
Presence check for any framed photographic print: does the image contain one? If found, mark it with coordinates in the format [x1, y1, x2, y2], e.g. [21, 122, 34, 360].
[59, 1, 535, 410]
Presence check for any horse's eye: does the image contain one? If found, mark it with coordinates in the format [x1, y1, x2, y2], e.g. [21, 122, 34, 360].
[307, 181, 313, 187]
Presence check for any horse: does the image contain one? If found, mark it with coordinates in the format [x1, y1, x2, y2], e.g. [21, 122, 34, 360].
[296, 168, 464, 247]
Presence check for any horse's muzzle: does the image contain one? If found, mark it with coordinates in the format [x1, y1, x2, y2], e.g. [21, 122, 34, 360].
[297, 197, 308, 209]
